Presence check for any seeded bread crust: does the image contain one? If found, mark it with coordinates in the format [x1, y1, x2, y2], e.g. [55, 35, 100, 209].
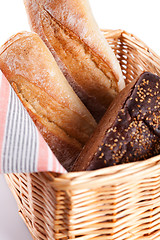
[72, 72, 160, 171]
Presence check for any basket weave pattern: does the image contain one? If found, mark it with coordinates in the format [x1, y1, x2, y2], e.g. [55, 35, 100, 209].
[6, 30, 160, 240]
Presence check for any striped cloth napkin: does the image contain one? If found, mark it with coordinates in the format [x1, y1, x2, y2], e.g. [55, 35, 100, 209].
[0, 70, 66, 174]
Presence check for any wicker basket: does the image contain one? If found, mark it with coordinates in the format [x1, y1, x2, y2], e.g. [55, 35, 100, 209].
[5, 29, 160, 240]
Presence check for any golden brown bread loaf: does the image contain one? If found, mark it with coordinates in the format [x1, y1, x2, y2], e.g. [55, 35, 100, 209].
[24, 0, 125, 122]
[0, 31, 97, 171]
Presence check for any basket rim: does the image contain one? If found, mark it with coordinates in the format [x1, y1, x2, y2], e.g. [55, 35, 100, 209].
[102, 29, 160, 69]
[48, 154, 160, 188]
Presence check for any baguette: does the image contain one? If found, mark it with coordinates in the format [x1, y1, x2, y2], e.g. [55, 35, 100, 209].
[72, 72, 160, 171]
[24, 0, 125, 122]
[0, 31, 97, 171]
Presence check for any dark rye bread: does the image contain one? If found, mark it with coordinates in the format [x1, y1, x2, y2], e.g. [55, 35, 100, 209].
[72, 72, 160, 171]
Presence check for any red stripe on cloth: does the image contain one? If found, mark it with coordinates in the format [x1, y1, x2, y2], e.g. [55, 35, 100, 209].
[48, 148, 67, 173]
[49, 148, 59, 173]
[0, 73, 10, 172]
[59, 162, 67, 174]
[37, 131, 66, 173]
[37, 131, 49, 172]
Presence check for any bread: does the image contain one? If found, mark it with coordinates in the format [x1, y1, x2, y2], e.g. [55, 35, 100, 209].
[72, 72, 160, 171]
[24, 0, 125, 122]
[0, 31, 97, 171]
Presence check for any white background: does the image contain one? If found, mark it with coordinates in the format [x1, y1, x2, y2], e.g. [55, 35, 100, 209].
[0, 0, 160, 239]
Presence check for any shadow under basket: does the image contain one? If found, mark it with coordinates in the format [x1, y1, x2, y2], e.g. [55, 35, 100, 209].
[5, 29, 160, 240]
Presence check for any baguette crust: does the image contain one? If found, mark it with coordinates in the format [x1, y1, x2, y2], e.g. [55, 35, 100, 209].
[24, 0, 125, 121]
[0, 31, 97, 171]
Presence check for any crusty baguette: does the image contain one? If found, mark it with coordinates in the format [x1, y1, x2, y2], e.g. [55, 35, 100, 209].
[24, 0, 125, 122]
[0, 31, 97, 171]
[72, 72, 160, 171]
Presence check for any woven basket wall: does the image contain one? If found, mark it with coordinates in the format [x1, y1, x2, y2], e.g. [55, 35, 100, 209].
[5, 29, 160, 240]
